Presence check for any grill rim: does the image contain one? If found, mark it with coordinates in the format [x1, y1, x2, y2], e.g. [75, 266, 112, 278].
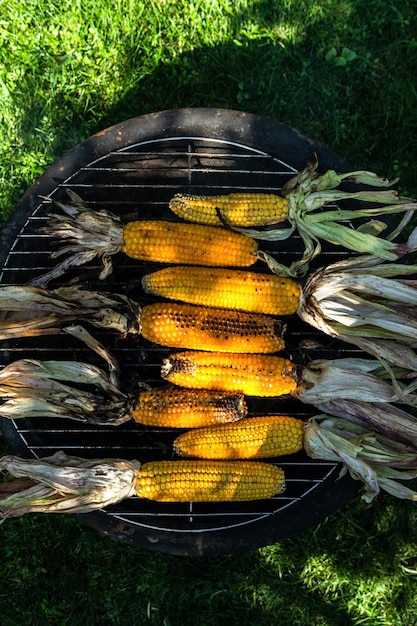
[0, 107, 353, 270]
[0, 108, 361, 556]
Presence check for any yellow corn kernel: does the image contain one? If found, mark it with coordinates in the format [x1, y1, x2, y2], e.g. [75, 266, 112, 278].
[132, 387, 247, 428]
[140, 302, 285, 353]
[134, 459, 285, 501]
[169, 192, 289, 227]
[142, 266, 301, 316]
[161, 351, 298, 397]
[121, 220, 258, 267]
[173, 415, 305, 459]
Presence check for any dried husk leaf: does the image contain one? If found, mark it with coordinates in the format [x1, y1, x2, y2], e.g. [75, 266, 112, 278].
[304, 416, 417, 502]
[298, 243, 417, 377]
[315, 399, 417, 448]
[0, 359, 131, 425]
[296, 358, 417, 405]
[0, 451, 140, 518]
[63, 325, 120, 386]
[29, 191, 124, 287]
[0, 285, 141, 339]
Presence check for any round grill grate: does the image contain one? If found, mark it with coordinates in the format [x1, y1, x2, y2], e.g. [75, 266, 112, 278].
[0, 109, 360, 555]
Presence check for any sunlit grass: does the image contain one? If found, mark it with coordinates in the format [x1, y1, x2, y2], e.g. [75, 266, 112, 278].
[2, 0, 416, 218]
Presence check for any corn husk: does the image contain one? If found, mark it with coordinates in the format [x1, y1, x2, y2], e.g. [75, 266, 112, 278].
[0, 451, 140, 518]
[63, 325, 120, 385]
[0, 359, 131, 425]
[0, 285, 141, 339]
[29, 191, 124, 286]
[0, 286, 142, 384]
[304, 415, 417, 503]
[247, 160, 416, 276]
[296, 231, 417, 378]
[314, 399, 417, 447]
[297, 357, 417, 406]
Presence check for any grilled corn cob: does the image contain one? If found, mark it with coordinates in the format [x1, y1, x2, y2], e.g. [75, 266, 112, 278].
[169, 192, 287, 227]
[140, 302, 286, 353]
[161, 351, 417, 409]
[169, 162, 417, 277]
[161, 351, 298, 397]
[121, 219, 258, 266]
[0, 452, 286, 516]
[30, 191, 258, 286]
[142, 266, 301, 316]
[134, 459, 285, 501]
[173, 415, 305, 459]
[132, 388, 247, 427]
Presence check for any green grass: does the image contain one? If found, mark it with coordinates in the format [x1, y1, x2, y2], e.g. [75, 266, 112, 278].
[1, 1, 417, 624]
[0, 494, 416, 626]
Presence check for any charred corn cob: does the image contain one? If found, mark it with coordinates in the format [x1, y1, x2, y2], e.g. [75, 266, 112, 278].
[142, 266, 301, 316]
[132, 388, 247, 427]
[161, 351, 298, 397]
[173, 415, 305, 459]
[169, 192, 288, 227]
[160, 351, 417, 408]
[30, 191, 258, 286]
[140, 302, 286, 353]
[134, 459, 285, 502]
[0, 359, 247, 428]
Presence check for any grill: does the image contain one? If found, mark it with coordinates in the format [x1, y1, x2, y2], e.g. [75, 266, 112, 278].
[0, 108, 361, 556]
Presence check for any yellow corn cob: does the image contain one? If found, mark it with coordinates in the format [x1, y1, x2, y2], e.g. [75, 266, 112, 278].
[173, 415, 305, 459]
[140, 302, 285, 353]
[142, 266, 301, 316]
[161, 351, 298, 397]
[169, 192, 288, 227]
[132, 387, 247, 427]
[134, 459, 285, 501]
[32, 193, 261, 287]
[122, 220, 258, 266]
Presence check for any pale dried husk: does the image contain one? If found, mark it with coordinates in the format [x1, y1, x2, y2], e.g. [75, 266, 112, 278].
[296, 357, 417, 406]
[314, 399, 417, 448]
[304, 415, 417, 503]
[0, 451, 140, 518]
[297, 236, 417, 380]
[0, 285, 141, 339]
[29, 191, 124, 287]
[0, 359, 132, 425]
[63, 325, 121, 385]
[0, 286, 143, 385]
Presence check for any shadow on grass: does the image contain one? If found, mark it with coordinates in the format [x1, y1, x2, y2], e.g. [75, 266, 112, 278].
[13, 0, 415, 193]
[0, 493, 416, 625]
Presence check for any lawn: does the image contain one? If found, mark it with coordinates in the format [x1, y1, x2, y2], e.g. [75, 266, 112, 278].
[1, 1, 417, 624]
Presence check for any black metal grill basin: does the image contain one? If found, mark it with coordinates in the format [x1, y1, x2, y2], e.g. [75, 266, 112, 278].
[0, 108, 361, 556]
